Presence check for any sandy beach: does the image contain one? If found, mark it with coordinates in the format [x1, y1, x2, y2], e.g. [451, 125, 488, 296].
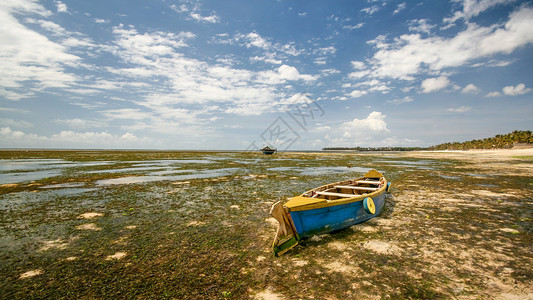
[407, 147, 533, 159]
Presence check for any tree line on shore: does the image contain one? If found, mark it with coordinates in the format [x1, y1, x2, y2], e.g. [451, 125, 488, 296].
[322, 130, 533, 151]
[322, 146, 426, 151]
[428, 130, 533, 150]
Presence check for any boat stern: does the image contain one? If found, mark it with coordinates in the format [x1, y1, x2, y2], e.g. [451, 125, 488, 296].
[270, 201, 299, 256]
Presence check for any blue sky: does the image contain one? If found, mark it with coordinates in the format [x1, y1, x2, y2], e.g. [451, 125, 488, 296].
[0, 0, 532, 150]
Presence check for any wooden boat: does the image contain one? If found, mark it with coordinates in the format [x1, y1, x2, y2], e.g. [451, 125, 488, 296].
[260, 146, 277, 155]
[270, 169, 391, 256]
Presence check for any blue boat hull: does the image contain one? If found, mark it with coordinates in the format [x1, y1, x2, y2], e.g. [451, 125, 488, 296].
[289, 191, 385, 239]
[271, 170, 390, 255]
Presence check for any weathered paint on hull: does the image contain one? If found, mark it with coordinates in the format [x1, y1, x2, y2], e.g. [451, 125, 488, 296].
[289, 191, 386, 239]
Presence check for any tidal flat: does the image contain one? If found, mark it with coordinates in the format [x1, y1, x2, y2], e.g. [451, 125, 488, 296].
[0, 150, 531, 299]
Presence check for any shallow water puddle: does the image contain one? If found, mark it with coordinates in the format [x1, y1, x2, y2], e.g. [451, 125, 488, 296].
[0, 169, 64, 184]
[437, 174, 462, 180]
[131, 159, 214, 166]
[87, 166, 168, 174]
[0, 159, 75, 172]
[267, 166, 368, 175]
[0, 159, 113, 184]
[45, 188, 97, 196]
[96, 167, 240, 185]
[40, 182, 86, 189]
[86, 159, 215, 175]
[300, 166, 368, 175]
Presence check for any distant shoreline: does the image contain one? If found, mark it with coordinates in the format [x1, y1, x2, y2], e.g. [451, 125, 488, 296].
[1, 147, 532, 158]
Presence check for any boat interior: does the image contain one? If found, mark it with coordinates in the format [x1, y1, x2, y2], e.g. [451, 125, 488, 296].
[304, 177, 384, 200]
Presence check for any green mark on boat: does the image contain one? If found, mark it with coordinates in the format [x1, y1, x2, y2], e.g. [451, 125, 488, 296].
[273, 236, 299, 257]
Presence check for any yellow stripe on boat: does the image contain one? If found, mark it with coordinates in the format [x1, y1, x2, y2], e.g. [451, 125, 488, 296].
[284, 196, 327, 209]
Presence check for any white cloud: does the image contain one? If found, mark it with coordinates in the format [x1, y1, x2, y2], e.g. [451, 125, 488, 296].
[421, 76, 450, 93]
[0, 118, 33, 128]
[478, 7, 533, 55]
[170, 3, 219, 23]
[0, 127, 26, 139]
[120, 132, 140, 141]
[94, 18, 110, 24]
[485, 91, 502, 97]
[25, 18, 68, 36]
[343, 23, 364, 30]
[232, 32, 303, 57]
[0, 127, 150, 148]
[462, 83, 480, 94]
[444, 0, 514, 24]
[324, 112, 391, 146]
[105, 26, 297, 120]
[314, 57, 327, 65]
[0, 1, 81, 97]
[282, 93, 314, 105]
[277, 64, 310, 80]
[348, 70, 371, 79]
[112, 25, 195, 61]
[342, 111, 389, 134]
[354, 79, 390, 93]
[408, 19, 436, 35]
[393, 3, 407, 15]
[361, 5, 380, 15]
[349, 90, 368, 98]
[447, 106, 472, 113]
[250, 54, 282, 64]
[502, 83, 531, 95]
[0, 88, 34, 101]
[54, 1, 67, 13]
[485, 83, 531, 97]
[366, 6, 533, 80]
[351, 61, 366, 69]
[189, 12, 219, 23]
[313, 47, 336, 65]
[317, 46, 337, 55]
[240, 32, 271, 49]
[320, 69, 341, 76]
[259, 65, 317, 84]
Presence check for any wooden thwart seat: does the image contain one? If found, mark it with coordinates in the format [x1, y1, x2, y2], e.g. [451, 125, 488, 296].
[354, 180, 381, 185]
[315, 191, 358, 198]
[335, 185, 378, 191]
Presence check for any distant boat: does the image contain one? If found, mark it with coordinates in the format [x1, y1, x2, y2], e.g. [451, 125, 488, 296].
[270, 169, 391, 256]
[260, 146, 277, 155]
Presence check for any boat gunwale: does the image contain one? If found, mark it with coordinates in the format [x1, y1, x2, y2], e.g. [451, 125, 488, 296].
[285, 176, 388, 211]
